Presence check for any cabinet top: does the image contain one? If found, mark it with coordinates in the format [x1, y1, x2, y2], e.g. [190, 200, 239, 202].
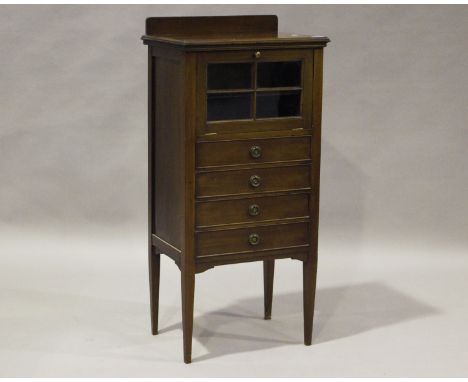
[141, 15, 330, 51]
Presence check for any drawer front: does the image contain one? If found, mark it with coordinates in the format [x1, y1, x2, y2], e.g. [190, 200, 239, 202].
[197, 223, 309, 258]
[197, 136, 311, 168]
[197, 165, 311, 198]
[196, 193, 309, 228]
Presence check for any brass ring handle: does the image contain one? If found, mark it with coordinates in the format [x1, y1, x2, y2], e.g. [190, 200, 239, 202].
[254, 51, 261, 59]
[249, 145, 262, 159]
[248, 204, 260, 216]
[249, 175, 261, 188]
[248, 233, 260, 246]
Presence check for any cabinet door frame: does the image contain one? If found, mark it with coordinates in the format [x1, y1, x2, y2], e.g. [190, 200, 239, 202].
[195, 49, 314, 136]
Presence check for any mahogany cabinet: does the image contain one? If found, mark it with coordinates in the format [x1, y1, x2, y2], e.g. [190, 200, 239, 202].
[142, 15, 329, 363]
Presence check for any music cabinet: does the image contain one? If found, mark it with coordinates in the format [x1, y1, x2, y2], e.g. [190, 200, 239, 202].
[142, 15, 329, 363]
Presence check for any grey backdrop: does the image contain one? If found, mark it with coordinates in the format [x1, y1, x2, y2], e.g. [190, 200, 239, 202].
[1, 5, 467, 247]
[1, 5, 467, 376]
[1, 5, 467, 248]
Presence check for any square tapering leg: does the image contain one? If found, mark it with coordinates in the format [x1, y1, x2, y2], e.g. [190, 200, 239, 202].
[149, 251, 161, 335]
[181, 269, 195, 363]
[303, 254, 318, 345]
[263, 260, 275, 320]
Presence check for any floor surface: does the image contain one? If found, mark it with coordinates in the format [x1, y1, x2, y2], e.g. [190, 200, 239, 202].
[0, 229, 467, 377]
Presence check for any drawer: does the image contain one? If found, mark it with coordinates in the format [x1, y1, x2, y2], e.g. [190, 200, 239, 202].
[197, 222, 309, 258]
[196, 165, 311, 198]
[197, 136, 311, 168]
[196, 193, 309, 228]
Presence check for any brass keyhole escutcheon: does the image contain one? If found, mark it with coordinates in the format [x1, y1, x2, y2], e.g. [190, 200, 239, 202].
[249, 175, 261, 188]
[248, 204, 260, 216]
[254, 51, 261, 59]
[248, 233, 260, 246]
[249, 145, 262, 159]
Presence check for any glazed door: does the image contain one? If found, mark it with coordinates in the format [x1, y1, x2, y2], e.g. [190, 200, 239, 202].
[196, 49, 314, 136]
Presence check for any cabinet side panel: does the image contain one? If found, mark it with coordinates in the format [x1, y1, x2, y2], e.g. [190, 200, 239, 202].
[153, 54, 185, 249]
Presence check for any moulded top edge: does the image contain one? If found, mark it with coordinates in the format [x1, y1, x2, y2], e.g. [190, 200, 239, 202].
[141, 34, 331, 50]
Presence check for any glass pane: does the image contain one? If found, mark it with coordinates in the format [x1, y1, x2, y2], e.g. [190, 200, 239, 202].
[208, 63, 253, 90]
[257, 61, 302, 88]
[207, 93, 252, 121]
[256, 91, 301, 119]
